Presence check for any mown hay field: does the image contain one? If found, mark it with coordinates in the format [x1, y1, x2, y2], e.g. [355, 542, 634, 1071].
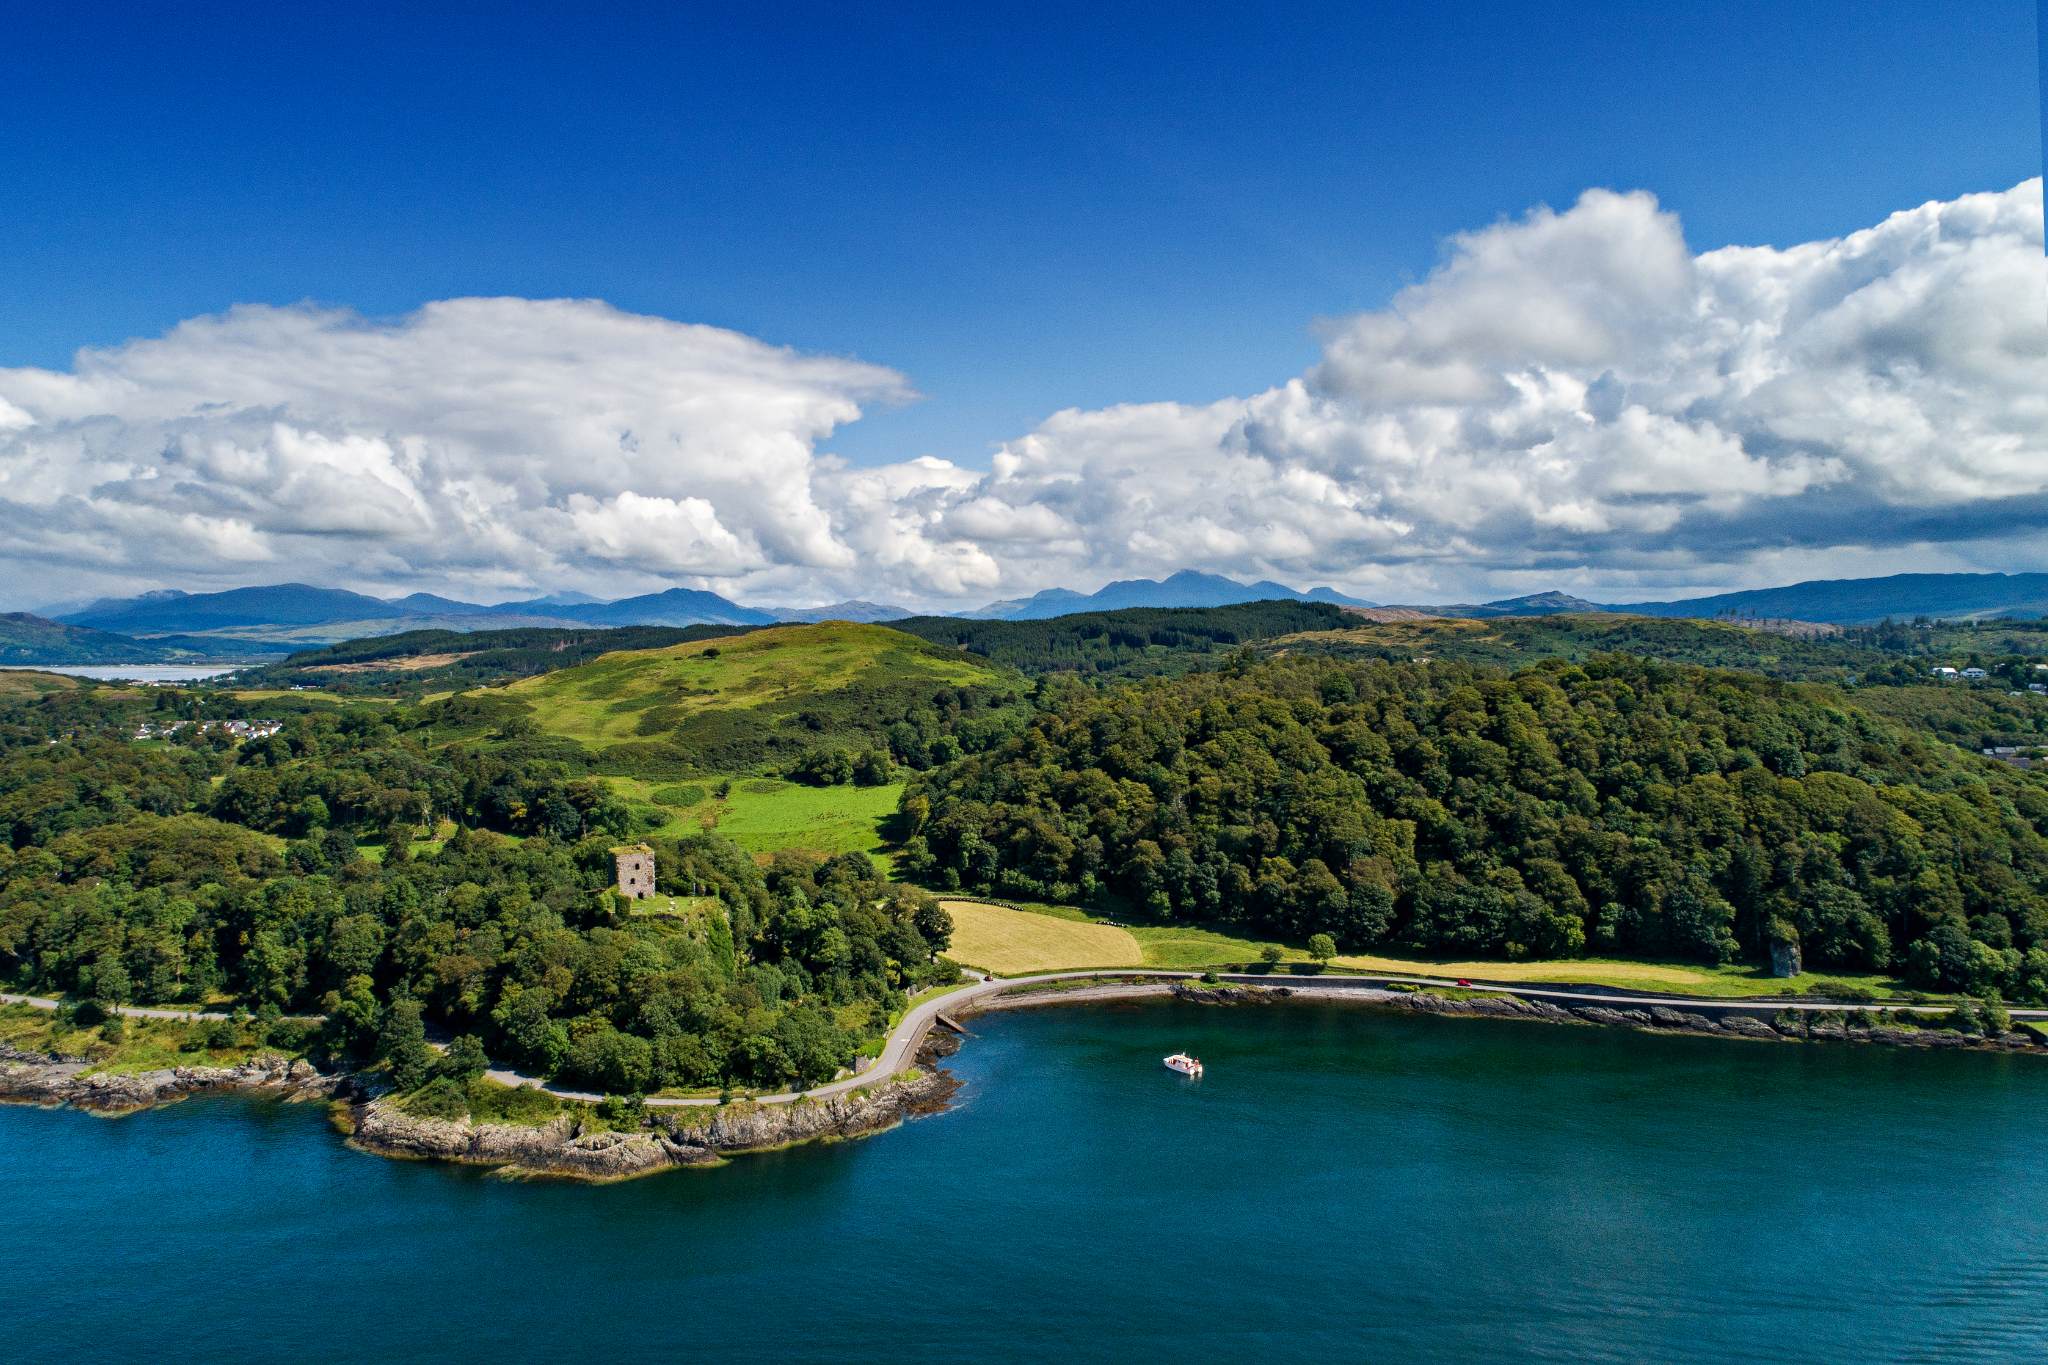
[940, 899, 1143, 975]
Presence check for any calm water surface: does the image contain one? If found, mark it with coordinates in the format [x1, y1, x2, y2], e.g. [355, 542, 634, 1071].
[13, 664, 245, 682]
[3, 1002, 2043, 1363]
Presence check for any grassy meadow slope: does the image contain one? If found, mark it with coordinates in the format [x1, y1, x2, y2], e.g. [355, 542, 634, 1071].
[491, 623, 1023, 862]
[0, 668, 90, 698]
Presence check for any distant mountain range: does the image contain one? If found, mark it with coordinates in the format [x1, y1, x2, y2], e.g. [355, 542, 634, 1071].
[13, 569, 2045, 665]
[1399, 591, 1605, 620]
[1608, 573, 2048, 626]
[41, 571, 1371, 643]
[1384, 574, 2048, 627]
[52, 582, 793, 643]
[763, 600, 911, 624]
[64, 584, 412, 635]
[969, 570, 1377, 620]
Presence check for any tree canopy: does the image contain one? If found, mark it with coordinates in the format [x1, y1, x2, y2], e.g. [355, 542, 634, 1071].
[898, 654, 2048, 999]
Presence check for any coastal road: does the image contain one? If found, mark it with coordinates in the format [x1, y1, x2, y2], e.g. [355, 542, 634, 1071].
[0, 992, 246, 1022]
[12, 974, 2045, 1110]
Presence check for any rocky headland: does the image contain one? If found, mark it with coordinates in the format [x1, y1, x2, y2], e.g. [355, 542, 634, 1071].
[345, 1056, 958, 1182]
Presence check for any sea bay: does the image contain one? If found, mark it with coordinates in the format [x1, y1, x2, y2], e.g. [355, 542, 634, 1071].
[4, 1001, 2044, 1362]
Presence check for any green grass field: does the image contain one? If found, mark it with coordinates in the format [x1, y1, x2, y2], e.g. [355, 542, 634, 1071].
[608, 774, 903, 864]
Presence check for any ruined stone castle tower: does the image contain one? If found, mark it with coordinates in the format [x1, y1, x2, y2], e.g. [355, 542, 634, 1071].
[613, 844, 655, 900]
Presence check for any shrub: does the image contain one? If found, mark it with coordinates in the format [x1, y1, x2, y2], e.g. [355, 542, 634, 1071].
[439, 1034, 489, 1082]
[1942, 1001, 1984, 1035]
[267, 1018, 317, 1051]
[596, 1093, 645, 1126]
[1806, 980, 1878, 1004]
[468, 1081, 562, 1126]
[790, 749, 854, 787]
[378, 997, 433, 1089]
[564, 1026, 654, 1095]
[403, 1076, 471, 1122]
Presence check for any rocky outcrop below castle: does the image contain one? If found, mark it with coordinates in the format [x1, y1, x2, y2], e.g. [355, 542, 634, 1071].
[0, 1042, 349, 1115]
[346, 1065, 958, 1182]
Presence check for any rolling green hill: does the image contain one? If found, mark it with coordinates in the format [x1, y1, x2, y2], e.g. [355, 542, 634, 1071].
[236, 623, 770, 693]
[0, 613, 174, 665]
[506, 621, 1009, 748]
[492, 622, 1027, 859]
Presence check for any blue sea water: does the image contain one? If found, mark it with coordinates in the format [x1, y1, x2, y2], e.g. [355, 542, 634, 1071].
[3, 1001, 2044, 1363]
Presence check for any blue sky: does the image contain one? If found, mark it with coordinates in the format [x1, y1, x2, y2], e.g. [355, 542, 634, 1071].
[7, 2, 2036, 466]
[0, 2, 2040, 608]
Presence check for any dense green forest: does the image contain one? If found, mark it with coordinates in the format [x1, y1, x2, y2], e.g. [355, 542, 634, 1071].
[899, 654, 2048, 1000]
[0, 676, 955, 1092]
[888, 601, 1354, 676]
[1273, 612, 2048, 689]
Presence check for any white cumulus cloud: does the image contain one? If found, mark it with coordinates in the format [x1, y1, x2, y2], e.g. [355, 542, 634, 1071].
[918, 178, 2046, 603]
[0, 180, 2040, 611]
[0, 297, 906, 602]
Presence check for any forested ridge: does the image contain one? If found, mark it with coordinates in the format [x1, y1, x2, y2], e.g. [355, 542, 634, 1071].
[891, 600, 1353, 676]
[899, 654, 2048, 1000]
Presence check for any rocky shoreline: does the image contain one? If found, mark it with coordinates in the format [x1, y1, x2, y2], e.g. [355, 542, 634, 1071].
[346, 1054, 959, 1182]
[1154, 980, 2044, 1052]
[1, 1031, 963, 1182]
[0, 1042, 351, 1115]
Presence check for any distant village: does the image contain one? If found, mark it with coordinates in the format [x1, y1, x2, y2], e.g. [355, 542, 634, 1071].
[131, 718, 285, 743]
[1927, 661, 2048, 696]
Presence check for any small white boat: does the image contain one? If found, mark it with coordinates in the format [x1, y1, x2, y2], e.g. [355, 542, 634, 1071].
[1163, 1052, 1203, 1077]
